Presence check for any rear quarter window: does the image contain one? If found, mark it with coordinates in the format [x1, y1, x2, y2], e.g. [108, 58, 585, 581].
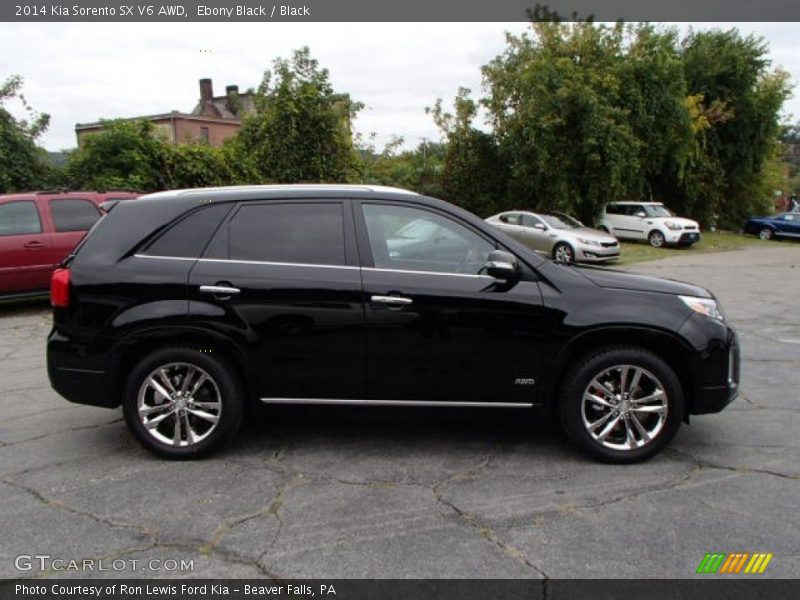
[49, 199, 101, 232]
[142, 203, 231, 258]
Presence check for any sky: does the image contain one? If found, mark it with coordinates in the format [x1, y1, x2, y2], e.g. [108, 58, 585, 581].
[2, 22, 799, 153]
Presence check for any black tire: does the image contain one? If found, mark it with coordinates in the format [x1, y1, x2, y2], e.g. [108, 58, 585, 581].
[648, 230, 666, 248]
[558, 346, 684, 463]
[553, 242, 575, 263]
[123, 347, 244, 459]
[758, 228, 774, 241]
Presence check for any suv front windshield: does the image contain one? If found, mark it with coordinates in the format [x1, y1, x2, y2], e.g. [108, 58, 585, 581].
[644, 204, 674, 218]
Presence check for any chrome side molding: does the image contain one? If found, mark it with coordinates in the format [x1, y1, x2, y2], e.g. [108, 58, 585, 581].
[260, 398, 533, 408]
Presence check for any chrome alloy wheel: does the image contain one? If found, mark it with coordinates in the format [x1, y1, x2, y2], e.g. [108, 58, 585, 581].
[137, 362, 222, 447]
[581, 364, 668, 451]
[554, 244, 574, 263]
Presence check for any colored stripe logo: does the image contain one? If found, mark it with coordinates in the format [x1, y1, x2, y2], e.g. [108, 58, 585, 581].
[697, 552, 773, 574]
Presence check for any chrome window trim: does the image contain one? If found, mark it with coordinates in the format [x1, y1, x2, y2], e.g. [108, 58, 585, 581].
[133, 254, 495, 279]
[364, 267, 493, 280]
[261, 398, 533, 408]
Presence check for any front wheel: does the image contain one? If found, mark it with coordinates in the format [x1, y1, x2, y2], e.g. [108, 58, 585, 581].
[553, 242, 575, 263]
[758, 228, 774, 241]
[123, 347, 244, 459]
[558, 347, 684, 463]
[648, 230, 666, 248]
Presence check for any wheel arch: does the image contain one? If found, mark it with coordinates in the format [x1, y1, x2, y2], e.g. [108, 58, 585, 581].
[545, 326, 697, 422]
[110, 326, 254, 408]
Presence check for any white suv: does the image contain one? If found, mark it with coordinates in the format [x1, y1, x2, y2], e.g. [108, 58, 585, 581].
[598, 202, 700, 247]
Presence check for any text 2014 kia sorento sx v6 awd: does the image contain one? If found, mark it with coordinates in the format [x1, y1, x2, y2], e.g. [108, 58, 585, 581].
[47, 185, 739, 462]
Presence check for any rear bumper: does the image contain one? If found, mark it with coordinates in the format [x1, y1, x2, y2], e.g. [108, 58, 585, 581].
[47, 328, 118, 408]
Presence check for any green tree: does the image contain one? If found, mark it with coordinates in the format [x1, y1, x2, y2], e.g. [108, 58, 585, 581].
[66, 119, 235, 192]
[232, 47, 361, 183]
[0, 75, 54, 193]
[679, 29, 791, 227]
[428, 88, 508, 216]
[482, 21, 641, 224]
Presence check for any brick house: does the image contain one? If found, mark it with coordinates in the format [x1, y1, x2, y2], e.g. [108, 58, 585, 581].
[75, 79, 255, 148]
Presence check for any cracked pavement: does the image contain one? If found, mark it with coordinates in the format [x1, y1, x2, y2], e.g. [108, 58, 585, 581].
[0, 244, 798, 579]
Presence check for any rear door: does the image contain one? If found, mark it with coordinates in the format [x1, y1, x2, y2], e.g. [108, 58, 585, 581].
[188, 200, 365, 400]
[46, 198, 103, 264]
[0, 199, 54, 293]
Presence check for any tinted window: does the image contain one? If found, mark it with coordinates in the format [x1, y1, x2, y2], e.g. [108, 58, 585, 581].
[50, 199, 101, 232]
[605, 204, 622, 215]
[228, 203, 346, 265]
[363, 204, 494, 275]
[0, 201, 42, 236]
[145, 204, 230, 258]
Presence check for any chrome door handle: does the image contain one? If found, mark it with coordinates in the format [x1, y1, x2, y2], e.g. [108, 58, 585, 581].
[371, 295, 413, 306]
[200, 285, 240, 295]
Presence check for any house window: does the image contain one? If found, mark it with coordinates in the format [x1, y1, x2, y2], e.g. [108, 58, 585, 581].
[200, 127, 209, 143]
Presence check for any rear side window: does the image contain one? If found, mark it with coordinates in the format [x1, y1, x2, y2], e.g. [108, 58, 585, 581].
[605, 204, 622, 215]
[144, 204, 230, 258]
[0, 201, 42, 236]
[50, 199, 101, 232]
[227, 203, 345, 266]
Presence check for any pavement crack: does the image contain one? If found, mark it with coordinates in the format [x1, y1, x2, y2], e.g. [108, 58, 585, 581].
[0, 417, 124, 447]
[667, 448, 799, 480]
[2, 477, 155, 540]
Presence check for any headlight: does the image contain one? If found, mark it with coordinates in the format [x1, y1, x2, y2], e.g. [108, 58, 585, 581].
[576, 237, 600, 247]
[664, 221, 682, 231]
[679, 295, 724, 321]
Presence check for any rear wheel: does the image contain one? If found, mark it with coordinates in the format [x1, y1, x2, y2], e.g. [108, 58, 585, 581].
[758, 227, 774, 241]
[648, 230, 666, 248]
[558, 347, 684, 463]
[553, 242, 575, 263]
[123, 347, 244, 459]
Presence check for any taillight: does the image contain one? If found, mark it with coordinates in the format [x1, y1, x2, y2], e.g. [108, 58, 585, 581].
[50, 268, 71, 308]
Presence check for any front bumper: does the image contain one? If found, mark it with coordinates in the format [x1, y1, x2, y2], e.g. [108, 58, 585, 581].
[665, 230, 700, 245]
[576, 244, 620, 263]
[681, 320, 740, 415]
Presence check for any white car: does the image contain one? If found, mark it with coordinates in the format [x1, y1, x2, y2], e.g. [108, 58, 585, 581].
[486, 210, 620, 263]
[598, 202, 700, 247]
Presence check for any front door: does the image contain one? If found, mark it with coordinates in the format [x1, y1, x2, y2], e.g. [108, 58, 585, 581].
[356, 201, 546, 405]
[188, 200, 365, 400]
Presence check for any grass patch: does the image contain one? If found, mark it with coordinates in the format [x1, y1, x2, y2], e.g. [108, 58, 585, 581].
[614, 230, 769, 266]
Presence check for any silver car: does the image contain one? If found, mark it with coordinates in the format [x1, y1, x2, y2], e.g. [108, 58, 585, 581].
[485, 210, 620, 263]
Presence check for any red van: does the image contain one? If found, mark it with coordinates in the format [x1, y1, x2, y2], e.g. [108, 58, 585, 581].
[0, 190, 138, 297]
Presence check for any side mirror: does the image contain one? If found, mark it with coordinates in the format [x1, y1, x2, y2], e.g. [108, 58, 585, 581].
[532, 223, 547, 231]
[634, 211, 646, 219]
[483, 250, 520, 280]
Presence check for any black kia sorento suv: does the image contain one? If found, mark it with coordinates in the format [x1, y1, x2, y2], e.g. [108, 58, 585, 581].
[47, 185, 739, 462]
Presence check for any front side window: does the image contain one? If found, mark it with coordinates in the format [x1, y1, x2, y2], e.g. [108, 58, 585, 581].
[49, 199, 101, 232]
[362, 204, 494, 275]
[228, 202, 346, 266]
[522, 214, 545, 228]
[644, 204, 673, 218]
[0, 201, 42, 236]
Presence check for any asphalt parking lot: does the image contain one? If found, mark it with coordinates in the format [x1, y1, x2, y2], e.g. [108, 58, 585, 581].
[1, 245, 798, 580]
